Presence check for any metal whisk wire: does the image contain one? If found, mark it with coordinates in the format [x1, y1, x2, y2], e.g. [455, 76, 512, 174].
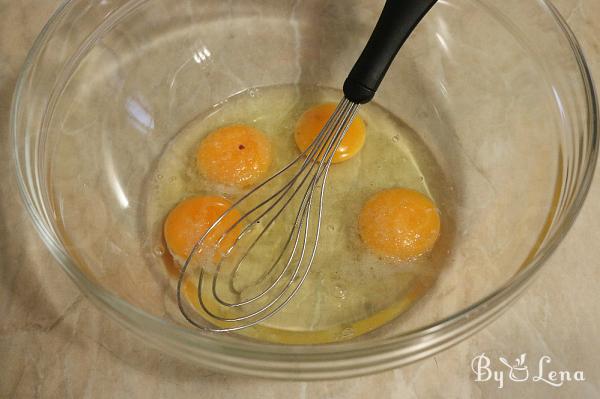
[176, 98, 360, 331]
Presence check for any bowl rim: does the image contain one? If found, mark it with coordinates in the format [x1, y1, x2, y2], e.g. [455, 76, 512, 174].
[11, 0, 599, 379]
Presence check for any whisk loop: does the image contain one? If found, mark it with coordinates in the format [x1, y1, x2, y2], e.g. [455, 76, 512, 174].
[176, 98, 360, 331]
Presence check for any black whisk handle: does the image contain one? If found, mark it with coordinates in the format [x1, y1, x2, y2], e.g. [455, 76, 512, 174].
[343, 0, 437, 104]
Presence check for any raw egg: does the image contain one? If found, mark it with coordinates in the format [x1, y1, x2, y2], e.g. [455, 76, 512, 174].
[196, 124, 272, 188]
[163, 195, 241, 263]
[295, 103, 366, 164]
[358, 188, 440, 261]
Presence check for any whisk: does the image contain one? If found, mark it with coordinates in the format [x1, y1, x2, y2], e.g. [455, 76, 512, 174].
[177, 0, 438, 332]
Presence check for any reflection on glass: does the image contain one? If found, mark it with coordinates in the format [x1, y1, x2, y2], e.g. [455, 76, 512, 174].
[126, 97, 155, 133]
[106, 157, 130, 209]
[435, 32, 449, 53]
[193, 46, 211, 64]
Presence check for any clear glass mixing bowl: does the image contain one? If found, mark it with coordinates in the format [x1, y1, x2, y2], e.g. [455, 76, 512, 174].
[11, 0, 598, 379]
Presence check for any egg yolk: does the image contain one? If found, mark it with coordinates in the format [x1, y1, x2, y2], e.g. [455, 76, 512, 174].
[358, 188, 441, 261]
[295, 103, 366, 164]
[196, 124, 272, 188]
[163, 195, 242, 263]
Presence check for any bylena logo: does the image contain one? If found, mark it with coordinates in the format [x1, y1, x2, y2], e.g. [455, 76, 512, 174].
[471, 353, 585, 389]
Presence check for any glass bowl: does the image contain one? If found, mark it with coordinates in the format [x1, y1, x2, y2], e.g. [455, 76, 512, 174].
[11, 0, 598, 379]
